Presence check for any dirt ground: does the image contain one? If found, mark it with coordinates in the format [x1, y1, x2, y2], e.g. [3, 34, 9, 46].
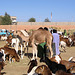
[0, 40, 75, 75]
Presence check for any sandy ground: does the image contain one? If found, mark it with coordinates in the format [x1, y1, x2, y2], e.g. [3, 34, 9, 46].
[0, 40, 75, 75]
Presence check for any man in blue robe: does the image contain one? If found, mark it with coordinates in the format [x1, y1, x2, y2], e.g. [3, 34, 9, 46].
[52, 29, 60, 56]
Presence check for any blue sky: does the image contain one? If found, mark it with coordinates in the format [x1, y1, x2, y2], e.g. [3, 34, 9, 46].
[0, 0, 75, 22]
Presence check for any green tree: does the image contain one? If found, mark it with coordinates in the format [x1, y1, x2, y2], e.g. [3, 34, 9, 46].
[0, 16, 2, 25]
[28, 17, 36, 22]
[44, 18, 50, 22]
[1, 12, 12, 25]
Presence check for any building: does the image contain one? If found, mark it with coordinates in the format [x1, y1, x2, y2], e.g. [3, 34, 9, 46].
[0, 15, 17, 25]
[10, 16, 17, 25]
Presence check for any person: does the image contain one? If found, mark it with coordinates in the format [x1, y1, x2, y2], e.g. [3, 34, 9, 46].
[52, 29, 60, 56]
[50, 29, 53, 34]
[63, 29, 67, 38]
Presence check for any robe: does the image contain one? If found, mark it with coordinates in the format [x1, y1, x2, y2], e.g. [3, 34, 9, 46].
[52, 33, 60, 55]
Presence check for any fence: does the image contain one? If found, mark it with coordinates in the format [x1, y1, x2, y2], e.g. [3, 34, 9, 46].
[0, 22, 75, 31]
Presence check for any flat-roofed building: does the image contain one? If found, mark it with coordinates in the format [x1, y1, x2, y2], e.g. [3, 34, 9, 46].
[10, 16, 17, 25]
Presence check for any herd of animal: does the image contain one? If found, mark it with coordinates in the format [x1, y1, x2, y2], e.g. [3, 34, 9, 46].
[0, 28, 75, 75]
[27, 55, 75, 75]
